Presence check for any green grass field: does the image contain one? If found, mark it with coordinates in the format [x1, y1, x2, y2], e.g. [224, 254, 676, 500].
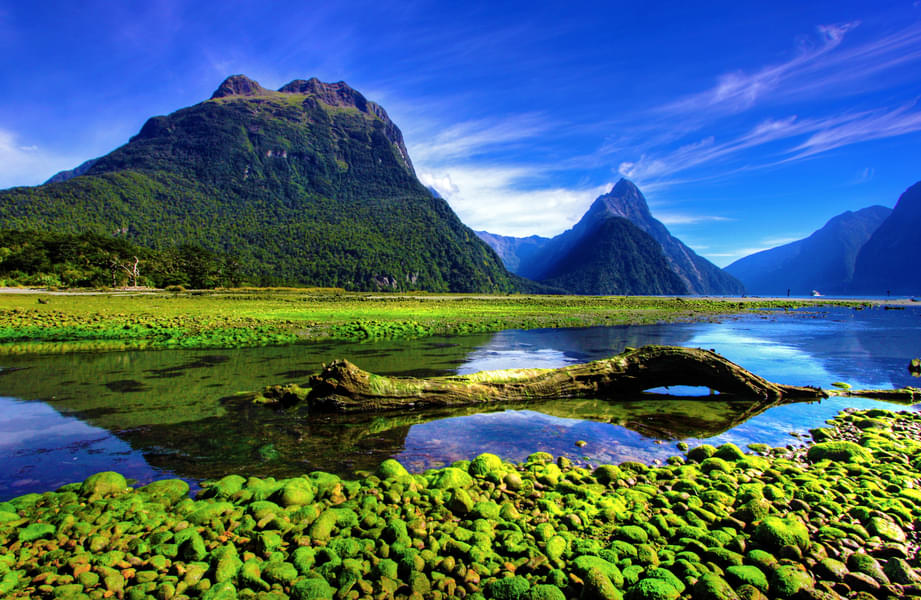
[0, 289, 848, 353]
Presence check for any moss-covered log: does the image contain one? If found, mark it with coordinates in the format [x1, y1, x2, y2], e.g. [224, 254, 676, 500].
[307, 344, 826, 412]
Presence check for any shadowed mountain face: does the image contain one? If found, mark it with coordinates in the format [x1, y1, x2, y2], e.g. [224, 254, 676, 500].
[852, 181, 921, 295]
[478, 179, 743, 295]
[474, 231, 550, 274]
[0, 75, 516, 292]
[726, 205, 891, 295]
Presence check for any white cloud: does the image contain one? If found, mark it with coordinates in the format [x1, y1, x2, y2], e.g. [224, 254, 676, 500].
[0, 129, 81, 190]
[419, 165, 610, 237]
[408, 113, 550, 165]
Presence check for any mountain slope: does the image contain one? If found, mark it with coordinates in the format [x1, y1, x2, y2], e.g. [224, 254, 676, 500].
[725, 205, 891, 295]
[539, 216, 687, 295]
[0, 75, 516, 292]
[852, 181, 921, 294]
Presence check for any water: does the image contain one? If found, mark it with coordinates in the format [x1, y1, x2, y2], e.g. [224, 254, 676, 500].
[0, 304, 918, 500]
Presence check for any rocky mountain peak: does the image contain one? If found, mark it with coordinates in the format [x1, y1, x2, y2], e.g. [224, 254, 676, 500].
[210, 75, 270, 99]
[588, 178, 653, 224]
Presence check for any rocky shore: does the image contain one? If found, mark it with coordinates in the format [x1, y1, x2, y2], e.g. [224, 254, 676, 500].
[1, 408, 919, 600]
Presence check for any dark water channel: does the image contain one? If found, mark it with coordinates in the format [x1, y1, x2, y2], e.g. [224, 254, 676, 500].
[1, 305, 919, 500]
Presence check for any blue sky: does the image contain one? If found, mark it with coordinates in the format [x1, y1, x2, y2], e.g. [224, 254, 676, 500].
[1, 1, 919, 266]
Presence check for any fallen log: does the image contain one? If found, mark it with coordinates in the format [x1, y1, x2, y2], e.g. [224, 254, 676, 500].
[307, 344, 826, 412]
[829, 387, 920, 404]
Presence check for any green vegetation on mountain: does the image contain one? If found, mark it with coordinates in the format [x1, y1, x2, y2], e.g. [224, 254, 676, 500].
[0, 76, 516, 292]
[540, 217, 687, 295]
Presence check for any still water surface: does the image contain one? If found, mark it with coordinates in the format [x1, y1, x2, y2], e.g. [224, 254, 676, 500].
[1, 304, 918, 500]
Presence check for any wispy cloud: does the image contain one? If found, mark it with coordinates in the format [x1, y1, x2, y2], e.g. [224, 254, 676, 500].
[0, 129, 79, 189]
[789, 101, 921, 159]
[408, 113, 551, 165]
[659, 22, 859, 116]
[656, 213, 733, 226]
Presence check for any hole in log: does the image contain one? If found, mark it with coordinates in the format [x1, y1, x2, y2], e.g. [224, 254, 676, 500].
[644, 386, 718, 397]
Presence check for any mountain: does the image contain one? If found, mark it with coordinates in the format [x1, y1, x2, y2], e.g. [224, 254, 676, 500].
[0, 75, 516, 292]
[852, 181, 921, 294]
[479, 179, 743, 295]
[725, 205, 891, 295]
[537, 217, 687, 294]
[474, 231, 550, 274]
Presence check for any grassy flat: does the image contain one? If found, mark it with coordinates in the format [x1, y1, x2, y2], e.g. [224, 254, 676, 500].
[0, 289, 850, 353]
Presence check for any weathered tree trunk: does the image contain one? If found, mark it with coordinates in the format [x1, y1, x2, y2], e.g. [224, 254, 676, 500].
[307, 345, 826, 412]
[830, 387, 920, 404]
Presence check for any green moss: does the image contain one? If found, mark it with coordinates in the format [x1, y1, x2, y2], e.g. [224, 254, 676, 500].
[806, 441, 873, 463]
[626, 578, 680, 600]
[80, 471, 127, 498]
[769, 565, 813, 598]
[486, 575, 530, 600]
[752, 516, 809, 552]
[726, 565, 768, 592]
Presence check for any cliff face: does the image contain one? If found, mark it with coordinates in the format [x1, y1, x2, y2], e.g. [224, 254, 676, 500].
[851, 181, 921, 294]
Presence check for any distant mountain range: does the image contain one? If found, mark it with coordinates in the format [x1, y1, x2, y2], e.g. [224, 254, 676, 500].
[725, 205, 892, 295]
[477, 179, 744, 295]
[0, 75, 518, 292]
[727, 180, 921, 295]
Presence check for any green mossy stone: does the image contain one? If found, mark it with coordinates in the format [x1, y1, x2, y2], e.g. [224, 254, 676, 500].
[52, 583, 84, 598]
[806, 441, 873, 463]
[262, 561, 298, 585]
[593, 465, 622, 484]
[866, 516, 906, 542]
[471, 500, 501, 520]
[714, 443, 746, 461]
[377, 458, 411, 480]
[700, 457, 733, 474]
[581, 566, 623, 600]
[469, 453, 504, 477]
[276, 480, 315, 507]
[847, 552, 890, 585]
[18, 521, 56, 542]
[486, 575, 530, 600]
[573, 555, 624, 587]
[139, 479, 189, 505]
[616, 526, 648, 544]
[769, 565, 813, 598]
[726, 565, 768, 592]
[200, 579, 236, 600]
[0, 510, 19, 524]
[528, 583, 566, 600]
[644, 568, 685, 594]
[692, 573, 740, 600]
[622, 565, 644, 587]
[80, 471, 127, 498]
[883, 557, 921, 585]
[687, 445, 717, 463]
[430, 467, 474, 490]
[626, 578, 680, 600]
[751, 516, 808, 552]
[546, 535, 567, 561]
[188, 501, 234, 525]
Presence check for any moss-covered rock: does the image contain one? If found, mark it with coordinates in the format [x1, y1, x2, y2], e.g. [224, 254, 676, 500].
[80, 471, 127, 498]
[806, 441, 873, 463]
[751, 516, 809, 552]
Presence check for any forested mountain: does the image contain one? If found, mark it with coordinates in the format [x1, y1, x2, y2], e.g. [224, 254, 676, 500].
[852, 181, 921, 294]
[0, 75, 517, 292]
[478, 179, 743, 295]
[725, 206, 891, 295]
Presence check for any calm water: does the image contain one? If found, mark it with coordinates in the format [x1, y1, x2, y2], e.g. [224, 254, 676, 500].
[1, 304, 919, 500]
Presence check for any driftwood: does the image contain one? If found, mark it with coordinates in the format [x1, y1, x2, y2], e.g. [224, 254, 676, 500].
[307, 344, 826, 412]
